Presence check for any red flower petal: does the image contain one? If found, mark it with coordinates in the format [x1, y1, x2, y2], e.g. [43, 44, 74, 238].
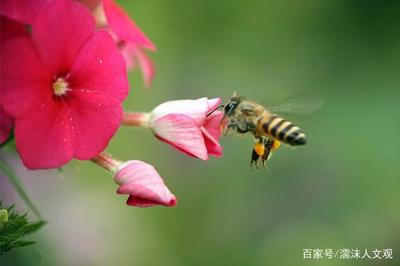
[0, 108, 13, 144]
[1, 36, 52, 117]
[69, 30, 129, 101]
[103, 0, 156, 51]
[67, 31, 127, 160]
[14, 101, 75, 169]
[0, 0, 49, 25]
[0, 17, 28, 143]
[0, 16, 29, 43]
[32, 0, 95, 75]
[126, 195, 177, 208]
[68, 89, 123, 160]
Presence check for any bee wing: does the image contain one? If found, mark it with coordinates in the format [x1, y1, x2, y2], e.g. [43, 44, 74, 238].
[267, 92, 324, 115]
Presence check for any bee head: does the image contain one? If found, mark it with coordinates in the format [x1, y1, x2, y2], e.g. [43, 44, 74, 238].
[224, 92, 242, 116]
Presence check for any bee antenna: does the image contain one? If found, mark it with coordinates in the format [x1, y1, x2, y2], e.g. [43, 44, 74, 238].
[206, 104, 224, 117]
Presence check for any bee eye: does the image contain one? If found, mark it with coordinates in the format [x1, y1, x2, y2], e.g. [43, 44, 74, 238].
[224, 102, 237, 114]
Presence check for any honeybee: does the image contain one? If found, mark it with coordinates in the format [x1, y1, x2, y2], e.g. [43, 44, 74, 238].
[214, 92, 321, 169]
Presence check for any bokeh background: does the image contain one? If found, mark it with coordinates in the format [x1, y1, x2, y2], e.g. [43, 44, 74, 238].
[1, 0, 400, 265]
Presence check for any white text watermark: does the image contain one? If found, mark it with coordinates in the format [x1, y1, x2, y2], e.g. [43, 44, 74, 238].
[302, 248, 393, 260]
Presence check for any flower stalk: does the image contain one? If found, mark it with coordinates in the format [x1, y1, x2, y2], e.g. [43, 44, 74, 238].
[122, 112, 150, 127]
[91, 152, 122, 173]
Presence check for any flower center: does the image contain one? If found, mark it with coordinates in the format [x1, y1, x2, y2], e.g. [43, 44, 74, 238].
[52, 77, 69, 96]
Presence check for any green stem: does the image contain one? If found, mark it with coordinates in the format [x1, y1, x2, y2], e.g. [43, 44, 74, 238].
[0, 160, 43, 220]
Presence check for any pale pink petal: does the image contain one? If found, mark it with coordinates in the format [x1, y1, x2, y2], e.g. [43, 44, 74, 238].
[201, 111, 223, 156]
[119, 42, 136, 69]
[0, 36, 52, 117]
[153, 114, 208, 160]
[203, 111, 224, 141]
[103, 0, 156, 51]
[201, 128, 222, 157]
[133, 46, 155, 88]
[207, 98, 222, 113]
[0, 0, 49, 25]
[0, 108, 13, 144]
[150, 98, 209, 125]
[32, 0, 95, 74]
[115, 160, 177, 207]
[14, 101, 75, 169]
[69, 30, 129, 101]
[68, 89, 123, 160]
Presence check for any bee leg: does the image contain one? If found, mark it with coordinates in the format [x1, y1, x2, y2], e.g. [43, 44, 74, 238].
[250, 148, 259, 170]
[255, 160, 260, 171]
[259, 138, 275, 170]
[261, 156, 267, 169]
[261, 149, 271, 170]
[261, 160, 267, 170]
[250, 138, 265, 171]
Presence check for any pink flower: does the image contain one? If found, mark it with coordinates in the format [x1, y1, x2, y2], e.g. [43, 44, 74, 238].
[0, 0, 50, 25]
[149, 98, 224, 160]
[115, 160, 177, 207]
[0, 0, 129, 169]
[80, 0, 156, 87]
[0, 17, 27, 144]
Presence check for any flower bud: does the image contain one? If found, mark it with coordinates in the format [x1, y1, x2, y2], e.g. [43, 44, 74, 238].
[149, 97, 223, 160]
[114, 160, 176, 207]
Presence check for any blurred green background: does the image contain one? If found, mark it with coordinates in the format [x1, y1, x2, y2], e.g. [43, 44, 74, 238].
[2, 0, 400, 265]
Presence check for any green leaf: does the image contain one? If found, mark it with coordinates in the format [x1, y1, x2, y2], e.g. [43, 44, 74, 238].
[0, 202, 46, 255]
[21, 221, 46, 235]
[0, 209, 8, 231]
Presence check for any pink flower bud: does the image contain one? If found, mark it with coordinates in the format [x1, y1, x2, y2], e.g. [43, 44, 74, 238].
[149, 98, 223, 160]
[114, 160, 177, 207]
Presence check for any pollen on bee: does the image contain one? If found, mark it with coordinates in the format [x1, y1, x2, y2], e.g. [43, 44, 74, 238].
[272, 140, 281, 151]
[254, 142, 265, 156]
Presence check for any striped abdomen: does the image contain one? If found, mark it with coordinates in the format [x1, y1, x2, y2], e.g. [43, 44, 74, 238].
[257, 114, 307, 146]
